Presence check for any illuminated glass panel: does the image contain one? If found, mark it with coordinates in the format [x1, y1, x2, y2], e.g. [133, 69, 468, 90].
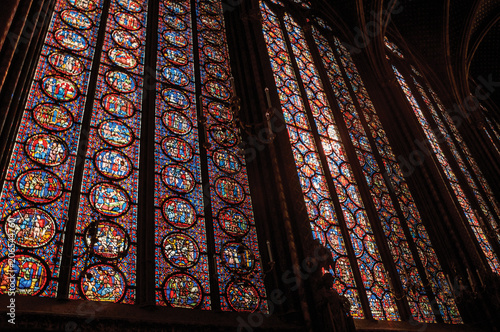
[392, 66, 500, 273]
[197, 0, 267, 313]
[0, 0, 104, 297]
[328, 36, 461, 323]
[155, 0, 211, 310]
[384, 37, 404, 59]
[69, 0, 149, 304]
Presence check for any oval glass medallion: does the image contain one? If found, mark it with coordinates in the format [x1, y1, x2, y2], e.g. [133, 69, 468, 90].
[161, 165, 195, 193]
[206, 80, 230, 100]
[164, 2, 188, 15]
[98, 120, 134, 147]
[215, 177, 245, 204]
[218, 207, 249, 237]
[203, 45, 224, 62]
[162, 110, 192, 135]
[162, 136, 193, 162]
[68, 0, 97, 11]
[163, 47, 188, 66]
[94, 149, 132, 180]
[162, 197, 197, 229]
[61, 9, 92, 29]
[163, 233, 200, 268]
[85, 221, 129, 259]
[0, 254, 48, 296]
[210, 125, 238, 147]
[48, 52, 84, 76]
[16, 169, 63, 204]
[32, 103, 73, 132]
[207, 101, 233, 123]
[105, 70, 136, 93]
[227, 280, 260, 312]
[25, 133, 68, 167]
[101, 94, 135, 118]
[201, 30, 223, 46]
[200, 1, 219, 14]
[54, 29, 88, 51]
[108, 48, 138, 69]
[115, 12, 141, 30]
[221, 242, 255, 273]
[201, 15, 221, 30]
[112, 30, 140, 49]
[4, 208, 56, 248]
[163, 15, 187, 30]
[205, 63, 228, 80]
[212, 149, 241, 174]
[42, 76, 78, 101]
[89, 183, 130, 217]
[162, 66, 189, 86]
[117, 0, 142, 12]
[163, 30, 188, 48]
[80, 264, 125, 302]
[163, 273, 202, 308]
[162, 88, 190, 109]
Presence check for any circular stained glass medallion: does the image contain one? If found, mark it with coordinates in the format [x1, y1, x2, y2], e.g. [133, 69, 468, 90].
[68, 0, 97, 11]
[163, 15, 187, 30]
[162, 66, 189, 86]
[215, 177, 245, 204]
[94, 149, 132, 180]
[226, 280, 260, 312]
[162, 136, 193, 162]
[4, 208, 56, 248]
[205, 80, 230, 100]
[163, 233, 200, 268]
[203, 45, 224, 62]
[212, 149, 241, 174]
[112, 29, 140, 49]
[108, 48, 138, 69]
[32, 103, 73, 132]
[205, 62, 228, 81]
[98, 120, 134, 147]
[162, 88, 190, 109]
[48, 52, 84, 76]
[221, 242, 255, 274]
[200, 15, 221, 30]
[200, 1, 219, 14]
[218, 207, 249, 238]
[163, 273, 202, 309]
[89, 183, 130, 217]
[164, 2, 188, 15]
[105, 70, 136, 93]
[162, 197, 197, 229]
[117, 0, 142, 12]
[102, 94, 135, 118]
[115, 12, 141, 31]
[163, 30, 188, 48]
[16, 169, 63, 204]
[163, 47, 188, 66]
[207, 101, 233, 123]
[84, 221, 129, 259]
[201, 30, 223, 46]
[0, 254, 48, 296]
[25, 133, 69, 167]
[80, 264, 126, 302]
[54, 28, 88, 51]
[209, 125, 238, 147]
[161, 165, 195, 194]
[42, 76, 78, 101]
[61, 9, 92, 30]
[162, 110, 192, 135]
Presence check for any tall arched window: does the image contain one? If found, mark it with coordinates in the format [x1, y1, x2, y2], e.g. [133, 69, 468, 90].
[259, 0, 461, 323]
[385, 37, 500, 274]
[0, 0, 267, 313]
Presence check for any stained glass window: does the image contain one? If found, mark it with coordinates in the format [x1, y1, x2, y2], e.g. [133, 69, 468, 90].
[260, 0, 462, 323]
[385, 39, 500, 274]
[0, 0, 267, 311]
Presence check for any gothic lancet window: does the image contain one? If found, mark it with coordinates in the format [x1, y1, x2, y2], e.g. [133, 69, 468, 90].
[259, 0, 461, 323]
[385, 37, 500, 275]
[0, 0, 267, 313]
